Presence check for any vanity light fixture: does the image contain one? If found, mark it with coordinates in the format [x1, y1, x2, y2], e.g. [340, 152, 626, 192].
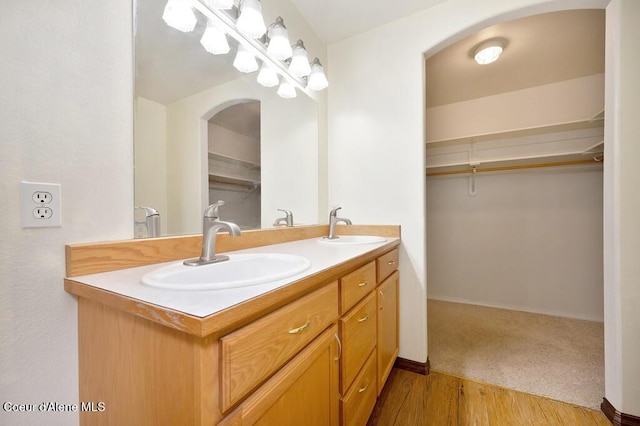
[307, 58, 328, 91]
[162, 0, 197, 32]
[277, 80, 297, 98]
[473, 39, 504, 65]
[289, 40, 311, 77]
[204, 0, 233, 9]
[233, 44, 259, 73]
[176, 0, 327, 98]
[257, 63, 279, 87]
[200, 21, 230, 54]
[266, 17, 293, 61]
[236, 0, 267, 39]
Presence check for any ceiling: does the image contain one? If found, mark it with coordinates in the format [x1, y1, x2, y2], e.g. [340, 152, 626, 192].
[289, 0, 446, 44]
[426, 9, 605, 108]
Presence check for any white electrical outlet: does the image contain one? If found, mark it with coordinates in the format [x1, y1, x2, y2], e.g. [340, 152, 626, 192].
[21, 181, 62, 228]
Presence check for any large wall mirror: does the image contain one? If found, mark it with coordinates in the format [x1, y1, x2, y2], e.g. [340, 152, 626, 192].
[134, 0, 321, 237]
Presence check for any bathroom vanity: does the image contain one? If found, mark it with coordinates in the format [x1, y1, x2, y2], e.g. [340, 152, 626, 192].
[64, 225, 400, 425]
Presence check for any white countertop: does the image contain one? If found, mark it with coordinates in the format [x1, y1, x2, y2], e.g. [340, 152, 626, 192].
[70, 236, 398, 318]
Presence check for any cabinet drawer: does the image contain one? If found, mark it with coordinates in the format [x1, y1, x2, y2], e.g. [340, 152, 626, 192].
[220, 282, 339, 411]
[340, 261, 376, 314]
[341, 350, 377, 426]
[340, 291, 377, 392]
[376, 248, 398, 283]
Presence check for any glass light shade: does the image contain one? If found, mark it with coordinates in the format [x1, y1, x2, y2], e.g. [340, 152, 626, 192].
[267, 17, 292, 60]
[257, 63, 279, 87]
[277, 81, 297, 98]
[307, 58, 328, 91]
[236, 0, 267, 39]
[474, 42, 503, 65]
[233, 45, 259, 73]
[200, 21, 230, 55]
[288, 40, 311, 77]
[204, 0, 234, 9]
[162, 0, 197, 33]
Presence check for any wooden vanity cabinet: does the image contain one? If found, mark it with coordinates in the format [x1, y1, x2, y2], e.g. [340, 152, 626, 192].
[220, 325, 340, 426]
[376, 249, 399, 396]
[68, 229, 400, 426]
[338, 248, 399, 425]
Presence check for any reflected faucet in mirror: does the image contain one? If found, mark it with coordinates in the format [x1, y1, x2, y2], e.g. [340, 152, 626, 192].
[184, 200, 242, 266]
[273, 209, 294, 227]
[326, 207, 352, 240]
[135, 206, 161, 238]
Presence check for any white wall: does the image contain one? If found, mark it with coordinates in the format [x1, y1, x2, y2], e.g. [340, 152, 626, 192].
[426, 74, 605, 142]
[328, 0, 609, 365]
[0, 1, 133, 425]
[427, 166, 604, 321]
[604, 0, 640, 416]
[135, 97, 168, 235]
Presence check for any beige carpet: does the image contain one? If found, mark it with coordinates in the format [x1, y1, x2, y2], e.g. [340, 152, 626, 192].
[427, 299, 604, 410]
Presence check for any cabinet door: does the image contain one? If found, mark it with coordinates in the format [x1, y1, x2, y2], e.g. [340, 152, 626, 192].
[219, 325, 340, 426]
[377, 271, 399, 395]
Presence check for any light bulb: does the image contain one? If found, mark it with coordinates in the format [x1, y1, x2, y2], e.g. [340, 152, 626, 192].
[473, 40, 504, 65]
[267, 17, 292, 61]
[277, 81, 297, 98]
[200, 21, 230, 55]
[307, 58, 328, 91]
[162, 0, 197, 33]
[257, 63, 279, 87]
[288, 40, 311, 77]
[233, 45, 259, 73]
[236, 0, 267, 39]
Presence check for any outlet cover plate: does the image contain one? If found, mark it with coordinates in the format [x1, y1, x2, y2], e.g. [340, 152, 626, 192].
[20, 181, 62, 228]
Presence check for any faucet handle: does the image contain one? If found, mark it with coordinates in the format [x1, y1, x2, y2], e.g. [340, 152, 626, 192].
[277, 208, 293, 217]
[135, 206, 159, 217]
[204, 200, 225, 219]
[329, 206, 342, 217]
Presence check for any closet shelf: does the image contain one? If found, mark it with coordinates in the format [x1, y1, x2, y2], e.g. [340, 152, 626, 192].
[208, 152, 260, 170]
[208, 173, 260, 187]
[426, 152, 601, 176]
[425, 117, 604, 148]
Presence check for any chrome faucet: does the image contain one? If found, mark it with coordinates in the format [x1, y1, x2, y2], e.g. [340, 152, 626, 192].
[273, 209, 294, 227]
[135, 206, 161, 238]
[325, 207, 352, 239]
[184, 201, 241, 266]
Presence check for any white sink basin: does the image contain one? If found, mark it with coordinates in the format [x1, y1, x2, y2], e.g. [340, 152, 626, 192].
[141, 253, 311, 291]
[318, 235, 387, 245]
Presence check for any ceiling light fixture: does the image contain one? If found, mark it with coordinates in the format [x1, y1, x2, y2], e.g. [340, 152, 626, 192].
[473, 39, 504, 65]
[162, 0, 197, 33]
[236, 0, 267, 39]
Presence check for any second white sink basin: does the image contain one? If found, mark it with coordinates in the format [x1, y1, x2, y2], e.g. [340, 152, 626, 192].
[318, 235, 387, 245]
[141, 253, 311, 291]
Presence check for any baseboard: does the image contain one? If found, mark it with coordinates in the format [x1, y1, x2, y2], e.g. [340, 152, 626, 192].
[601, 397, 640, 425]
[427, 295, 604, 323]
[394, 356, 430, 375]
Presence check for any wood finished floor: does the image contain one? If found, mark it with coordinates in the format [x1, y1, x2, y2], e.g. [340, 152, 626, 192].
[368, 369, 611, 426]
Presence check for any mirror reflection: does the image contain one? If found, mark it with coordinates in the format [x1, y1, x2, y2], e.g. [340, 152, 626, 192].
[134, 0, 320, 238]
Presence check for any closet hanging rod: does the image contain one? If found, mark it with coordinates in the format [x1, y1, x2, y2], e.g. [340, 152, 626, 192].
[426, 158, 601, 177]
